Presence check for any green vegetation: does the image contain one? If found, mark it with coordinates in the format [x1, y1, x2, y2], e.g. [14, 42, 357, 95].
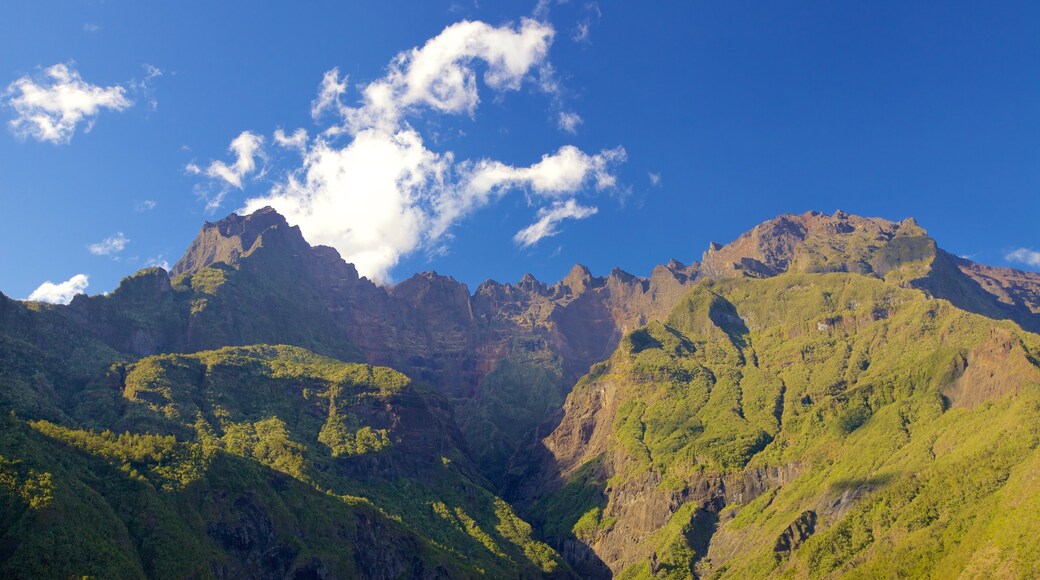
[531, 271, 1040, 578]
[528, 455, 608, 540]
[0, 343, 565, 578]
[459, 338, 568, 486]
[5, 210, 1040, 578]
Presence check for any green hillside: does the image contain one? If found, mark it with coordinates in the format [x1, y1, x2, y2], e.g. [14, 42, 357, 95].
[0, 341, 566, 578]
[525, 272, 1040, 578]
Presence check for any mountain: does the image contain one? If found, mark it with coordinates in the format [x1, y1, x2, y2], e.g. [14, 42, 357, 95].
[508, 213, 1040, 577]
[62, 207, 701, 483]
[0, 339, 566, 578]
[2, 207, 1040, 578]
[698, 210, 1040, 332]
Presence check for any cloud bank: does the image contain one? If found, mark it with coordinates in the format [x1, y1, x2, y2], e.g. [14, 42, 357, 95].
[3, 63, 132, 144]
[194, 17, 626, 282]
[27, 274, 89, 304]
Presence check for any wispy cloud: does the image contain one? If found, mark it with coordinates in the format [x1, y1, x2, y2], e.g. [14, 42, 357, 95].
[648, 171, 661, 186]
[572, 21, 591, 44]
[1005, 248, 1040, 267]
[135, 199, 157, 212]
[3, 63, 132, 144]
[27, 274, 89, 304]
[514, 199, 598, 247]
[83, 23, 100, 33]
[557, 111, 582, 134]
[273, 128, 308, 153]
[192, 17, 625, 282]
[187, 131, 265, 211]
[88, 232, 129, 256]
[311, 68, 348, 120]
[129, 64, 163, 112]
[572, 2, 602, 45]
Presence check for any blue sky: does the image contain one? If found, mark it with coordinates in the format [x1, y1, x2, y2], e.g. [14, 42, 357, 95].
[2, 1, 1038, 301]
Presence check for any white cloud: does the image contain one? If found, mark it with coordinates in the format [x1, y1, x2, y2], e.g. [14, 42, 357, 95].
[431, 145, 623, 238]
[311, 68, 348, 120]
[27, 274, 89, 304]
[188, 131, 265, 211]
[514, 199, 598, 247]
[193, 131, 263, 189]
[83, 23, 100, 33]
[273, 128, 308, 152]
[245, 128, 442, 280]
[557, 111, 582, 134]
[88, 232, 129, 256]
[336, 18, 555, 134]
[1005, 248, 1040, 267]
[648, 171, 661, 186]
[533, 0, 554, 20]
[215, 17, 624, 282]
[3, 63, 132, 144]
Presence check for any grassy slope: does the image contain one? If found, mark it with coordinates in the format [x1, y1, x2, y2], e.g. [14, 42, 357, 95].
[534, 272, 1040, 578]
[0, 414, 471, 579]
[0, 341, 565, 578]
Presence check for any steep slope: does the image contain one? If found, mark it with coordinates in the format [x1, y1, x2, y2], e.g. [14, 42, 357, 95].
[0, 291, 122, 422]
[514, 270, 1040, 577]
[0, 415, 467, 579]
[0, 344, 567, 578]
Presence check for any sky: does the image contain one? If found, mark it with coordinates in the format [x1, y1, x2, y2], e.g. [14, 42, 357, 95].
[1, 1, 1039, 302]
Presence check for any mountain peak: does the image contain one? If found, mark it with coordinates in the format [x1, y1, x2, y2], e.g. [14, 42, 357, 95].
[700, 210, 920, 279]
[171, 207, 301, 278]
[561, 263, 595, 294]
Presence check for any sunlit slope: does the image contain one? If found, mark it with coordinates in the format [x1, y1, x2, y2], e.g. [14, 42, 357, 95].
[523, 272, 1040, 578]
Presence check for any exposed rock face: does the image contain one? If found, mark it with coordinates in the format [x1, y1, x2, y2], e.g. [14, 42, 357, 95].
[772, 510, 817, 557]
[54, 208, 703, 486]
[71, 207, 1040, 402]
[943, 327, 1040, 408]
[171, 206, 296, 278]
[162, 208, 701, 400]
[956, 257, 1040, 315]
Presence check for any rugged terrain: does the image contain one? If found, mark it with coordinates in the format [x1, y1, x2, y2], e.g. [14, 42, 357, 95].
[1, 208, 1039, 578]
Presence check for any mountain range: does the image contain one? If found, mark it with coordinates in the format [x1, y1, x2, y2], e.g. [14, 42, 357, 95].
[1, 207, 1038, 578]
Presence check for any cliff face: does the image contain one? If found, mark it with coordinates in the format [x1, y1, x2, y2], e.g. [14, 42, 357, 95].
[73, 207, 1040, 409]
[65, 207, 698, 481]
[158, 207, 700, 400]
